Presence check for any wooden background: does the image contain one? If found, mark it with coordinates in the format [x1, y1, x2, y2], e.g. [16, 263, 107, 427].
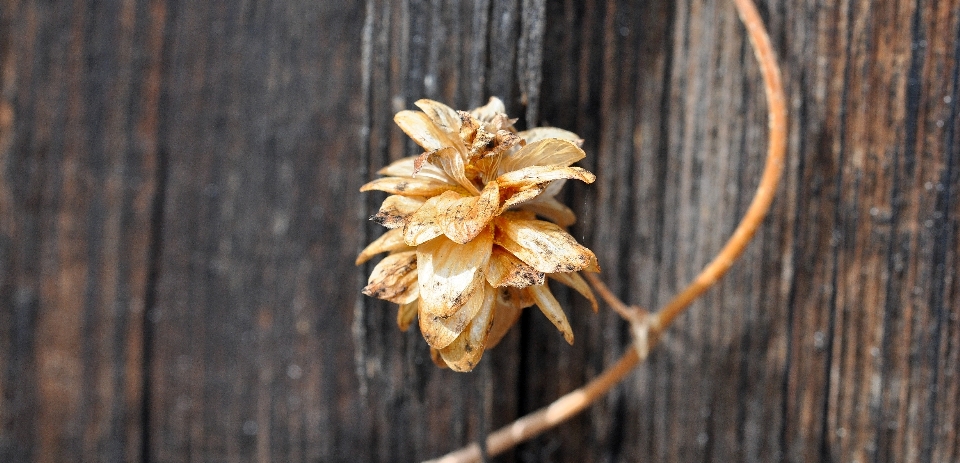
[1, 0, 958, 461]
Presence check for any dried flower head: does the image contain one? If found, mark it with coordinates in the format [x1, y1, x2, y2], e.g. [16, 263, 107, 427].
[357, 97, 599, 372]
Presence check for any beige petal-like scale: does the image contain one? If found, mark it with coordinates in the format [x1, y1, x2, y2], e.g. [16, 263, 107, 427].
[438, 285, 497, 372]
[489, 113, 515, 131]
[496, 165, 596, 191]
[471, 129, 522, 180]
[466, 127, 496, 161]
[529, 284, 574, 345]
[419, 275, 486, 349]
[470, 97, 506, 123]
[549, 271, 598, 312]
[458, 111, 479, 142]
[500, 210, 538, 221]
[397, 300, 418, 331]
[514, 179, 576, 225]
[360, 176, 464, 197]
[439, 182, 499, 244]
[402, 192, 452, 246]
[486, 247, 544, 288]
[498, 139, 586, 174]
[517, 127, 582, 145]
[498, 184, 547, 212]
[362, 251, 419, 304]
[370, 195, 425, 229]
[517, 196, 577, 227]
[509, 285, 535, 308]
[415, 99, 462, 135]
[416, 229, 493, 319]
[495, 218, 600, 274]
[485, 287, 535, 349]
[429, 348, 448, 369]
[430, 145, 480, 195]
[540, 178, 567, 197]
[411, 147, 455, 176]
[493, 130, 523, 153]
[356, 228, 411, 265]
[394, 110, 455, 151]
[486, 304, 520, 349]
[378, 156, 453, 185]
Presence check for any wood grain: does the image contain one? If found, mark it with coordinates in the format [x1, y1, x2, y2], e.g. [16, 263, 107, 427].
[0, 0, 162, 461]
[0, 0, 957, 461]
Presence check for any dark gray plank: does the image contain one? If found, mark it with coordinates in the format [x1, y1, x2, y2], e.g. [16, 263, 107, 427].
[0, 0, 163, 461]
[145, 1, 375, 461]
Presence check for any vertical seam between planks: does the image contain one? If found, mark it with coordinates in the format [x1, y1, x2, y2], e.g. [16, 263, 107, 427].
[819, 0, 858, 460]
[513, 1, 532, 456]
[920, 1, 958, 461]
[733, 19, 755, 461]
[654, 1, 676, 319]
[780, 60, 808, 463]
[352, 0, 377, 402]
[778, 2, 815, 455]
[140, 0, 174, 460]
[879, 1, 925, 461]
[518, 0, 545, 128]
[651, 1, 677, 460]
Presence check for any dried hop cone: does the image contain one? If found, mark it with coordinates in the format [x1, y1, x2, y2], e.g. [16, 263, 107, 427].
[357, 97, 600, 372]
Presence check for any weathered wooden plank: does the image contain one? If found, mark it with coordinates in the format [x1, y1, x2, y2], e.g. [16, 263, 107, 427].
[518, 0, 960, 462]
[354, 1, 530, 460]
[547, 1, 790, 461]
[776, 1, 960, 462]
[1, 0, 958, 462]
[0, 0, 163, 461]
[144, 0, 377, 460]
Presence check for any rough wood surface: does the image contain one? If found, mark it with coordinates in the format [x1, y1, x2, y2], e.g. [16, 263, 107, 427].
[1, 0, 958, 462]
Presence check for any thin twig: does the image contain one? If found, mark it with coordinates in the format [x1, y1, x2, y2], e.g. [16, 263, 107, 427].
[424, 0, 787, 460]
[423, 349, 641, 463]
[583, 272, 639, 320]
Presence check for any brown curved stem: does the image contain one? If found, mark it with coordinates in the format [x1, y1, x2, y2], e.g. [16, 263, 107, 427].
[423, 349, 641, 463]
[424, 0, 787, 461]
[652, 0, 787, 332]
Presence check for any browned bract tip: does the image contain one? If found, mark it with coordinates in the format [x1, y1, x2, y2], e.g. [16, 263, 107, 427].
[486, 247, 545, 288]
[362, 251, 419, 305]
[494, 217, 600, 274]
[356, 229, 411, 265]
[397, 301, 418, 331]
[549, 272, 598, 312]
[437, 285, 497, 371]
[370, 195, 424, 229]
